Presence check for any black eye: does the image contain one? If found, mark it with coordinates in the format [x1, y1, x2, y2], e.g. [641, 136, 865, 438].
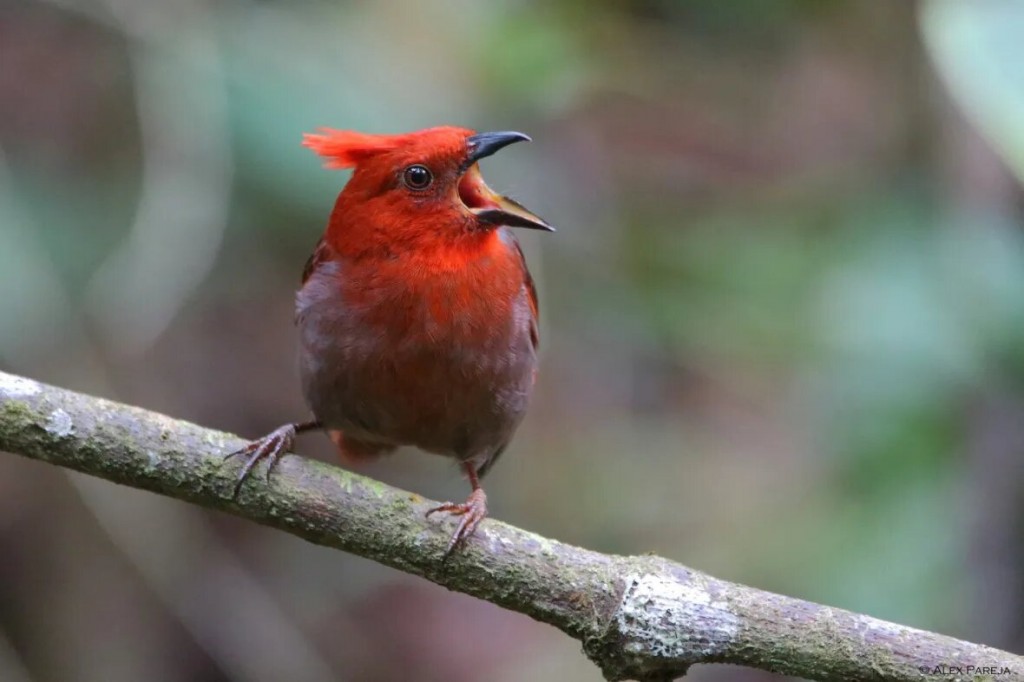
[402, 164, 433, 190]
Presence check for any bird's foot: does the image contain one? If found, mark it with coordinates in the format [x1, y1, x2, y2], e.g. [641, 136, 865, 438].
[224, 424, 299, 497]
[426, 488, 488, 558]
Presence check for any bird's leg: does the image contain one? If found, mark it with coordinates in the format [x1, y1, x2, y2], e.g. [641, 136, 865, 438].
[225, 419, 322, 496]
[426, 462, 488, 557]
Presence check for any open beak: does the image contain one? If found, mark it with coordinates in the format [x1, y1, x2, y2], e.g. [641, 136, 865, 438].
[459, 131, 555, 232]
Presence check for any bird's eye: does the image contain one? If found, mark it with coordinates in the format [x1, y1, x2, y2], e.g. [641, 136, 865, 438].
[402, 164, 433, 190]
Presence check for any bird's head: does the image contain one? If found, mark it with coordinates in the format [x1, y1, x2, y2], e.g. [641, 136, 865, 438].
[304, 126, 553, 257]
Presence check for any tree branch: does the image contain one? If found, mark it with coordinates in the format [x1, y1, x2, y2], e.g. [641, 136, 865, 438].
[0, 370, 1019, 682]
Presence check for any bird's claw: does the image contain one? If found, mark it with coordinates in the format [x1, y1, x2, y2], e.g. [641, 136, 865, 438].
[225, 424, 297, 497]
[426, 488, 488, 558]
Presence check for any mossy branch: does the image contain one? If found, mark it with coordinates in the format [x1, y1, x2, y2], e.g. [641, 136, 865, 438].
[0, 370, 1020, 681]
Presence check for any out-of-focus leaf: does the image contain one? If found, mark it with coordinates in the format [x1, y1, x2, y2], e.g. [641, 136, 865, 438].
[921, 1, 1024, 186]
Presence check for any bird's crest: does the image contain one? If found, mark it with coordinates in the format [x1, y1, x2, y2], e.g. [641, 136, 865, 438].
[303, 127, 476, 170]
[302, 129, 406, 169]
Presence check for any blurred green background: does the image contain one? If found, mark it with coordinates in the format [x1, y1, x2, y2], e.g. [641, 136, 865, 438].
[3, 1, 1024, 680]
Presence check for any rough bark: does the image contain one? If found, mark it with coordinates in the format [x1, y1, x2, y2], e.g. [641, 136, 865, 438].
[0, 370, 1020, 681]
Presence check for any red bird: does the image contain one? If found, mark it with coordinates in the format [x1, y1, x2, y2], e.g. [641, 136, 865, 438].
[228, 126, 553, 555]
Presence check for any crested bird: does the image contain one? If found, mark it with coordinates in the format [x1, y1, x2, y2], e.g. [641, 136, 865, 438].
[227, 126, 553, 555]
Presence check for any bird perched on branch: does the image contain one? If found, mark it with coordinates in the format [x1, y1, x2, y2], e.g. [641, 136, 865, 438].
[227, 126, 553, 555]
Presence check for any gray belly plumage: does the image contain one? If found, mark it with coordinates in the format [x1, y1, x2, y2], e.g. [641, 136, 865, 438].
[295, 262, 536, 467]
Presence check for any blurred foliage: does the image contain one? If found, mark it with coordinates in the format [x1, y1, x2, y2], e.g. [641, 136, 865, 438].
[923, 1, 1024, 187]
[3, 1, 1024, 681]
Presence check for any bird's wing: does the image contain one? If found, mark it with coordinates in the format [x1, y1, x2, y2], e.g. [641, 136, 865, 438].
[511, 235, 540, 351]
[477, 234, 540, 479]
[301, 237, 331, 286]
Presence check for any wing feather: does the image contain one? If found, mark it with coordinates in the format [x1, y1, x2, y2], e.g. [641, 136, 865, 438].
[511, 236, 540, 351]
[301, 237, 331, 286]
